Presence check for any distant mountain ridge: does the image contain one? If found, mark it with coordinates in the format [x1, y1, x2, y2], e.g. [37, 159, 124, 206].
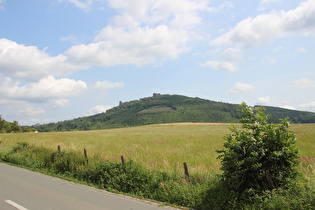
[36, 94, 315, 132]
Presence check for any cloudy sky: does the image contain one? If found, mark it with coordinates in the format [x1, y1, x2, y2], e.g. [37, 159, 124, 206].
[1, 0, 315, 125]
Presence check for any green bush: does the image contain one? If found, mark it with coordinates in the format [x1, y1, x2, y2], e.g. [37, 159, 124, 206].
[217, 102, 301, 199]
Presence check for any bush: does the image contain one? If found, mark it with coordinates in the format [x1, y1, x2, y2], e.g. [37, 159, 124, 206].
[218, 102, 300, 196]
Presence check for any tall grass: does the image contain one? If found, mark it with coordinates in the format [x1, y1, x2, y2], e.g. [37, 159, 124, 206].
[0, 123, 231, 175]
[0, 123, 314, 175]
[0, 123, 314, 209]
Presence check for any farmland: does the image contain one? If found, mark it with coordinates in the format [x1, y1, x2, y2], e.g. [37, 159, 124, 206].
[0, 122, 314, 209]
[1, 123, 314, 177]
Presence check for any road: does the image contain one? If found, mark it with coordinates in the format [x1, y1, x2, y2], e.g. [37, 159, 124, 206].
[0, 163, 176, 210]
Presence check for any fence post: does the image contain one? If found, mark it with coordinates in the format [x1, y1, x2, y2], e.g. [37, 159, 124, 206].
[84, 148, 88, 165]
[183, 162, 190, 183]
[58, 145, 61, 156]
[265, 170, 274, 189]
[121, 156, 125, 165]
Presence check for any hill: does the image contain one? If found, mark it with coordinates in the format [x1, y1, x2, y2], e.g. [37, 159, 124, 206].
[35, 94, 315, 132]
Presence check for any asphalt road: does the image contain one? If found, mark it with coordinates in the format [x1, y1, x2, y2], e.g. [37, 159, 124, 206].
[0, 163, 176, 210]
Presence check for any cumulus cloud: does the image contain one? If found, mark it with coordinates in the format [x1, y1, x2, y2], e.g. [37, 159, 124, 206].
[212, 0, 315, 48]
[94, 80, 125, 91]
[202, 61, 237, 72]
[291, 78, 315, 89]
[228, 83, 255, 94]
[67, 25, 188, 67]
[88, 105, 112, 115]
[258, 96, 271, 104]
[298, 101, 315, 112]
[108, 0, 211, 28]
[202, 48, 242, 71]
[0, 38, 84, 81]
[0, 76, 87, 102]
[1, 101, 46, 118]
[65, 0, 212, 67]
[49, 99, 71, 108]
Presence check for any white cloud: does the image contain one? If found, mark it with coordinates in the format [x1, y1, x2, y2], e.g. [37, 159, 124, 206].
[66, 0, 212, 68]
[298, 47, 307, 53]
[270, 58, 277, 63]
[258, 96, 271, 104]
[0, 0, 6, 10]
[259, 0, 282, 11]
[280, 105, 296, 110]
[202, 61, 237, 72]
[217, 1, 233, 10]
[108, 0, 211, 28]
[94, 80, 125, 91]
[0, 76, 87, 102]
[298, 101, 315, 112]
[212, 0, 315, 48]
[1, 101, 45, 118]
[202, 48, 242, 72]
[59, 0, 93, 11]
[60, 35, 80, 44]
[67, 25, 188, 67]
[291, 78, 315, 89]
[228, 83, 255, 94]
[88, 105, 112, 115]
[49, 99, 71, 108]
[15, 104, 46, 117]
[0, 38, 84, 81]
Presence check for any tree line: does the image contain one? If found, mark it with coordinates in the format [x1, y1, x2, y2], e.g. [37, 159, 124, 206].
[35, 94, 315, 132]
[0, 115, 37, 133]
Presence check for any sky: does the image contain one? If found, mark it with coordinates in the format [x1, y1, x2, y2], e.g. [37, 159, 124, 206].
[1, 0, 315, 126]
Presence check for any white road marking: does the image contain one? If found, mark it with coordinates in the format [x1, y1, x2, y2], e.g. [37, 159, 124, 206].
[5, 200, 29, 210]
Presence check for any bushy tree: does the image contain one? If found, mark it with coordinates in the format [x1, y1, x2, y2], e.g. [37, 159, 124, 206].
[218, 102, 300, 195]
[23, 126, 37, 132]
[0, 116, 21, 133]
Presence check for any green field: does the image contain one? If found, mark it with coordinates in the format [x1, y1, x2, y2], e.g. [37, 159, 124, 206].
[1, 123, 314, 177]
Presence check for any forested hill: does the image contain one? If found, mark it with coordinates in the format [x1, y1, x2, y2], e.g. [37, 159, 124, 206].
[36, 94, 315, 132]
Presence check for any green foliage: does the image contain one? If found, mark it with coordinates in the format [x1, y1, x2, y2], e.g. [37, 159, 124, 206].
[23, 126, 37, 132]
[0, 115, 21, 133]
[0, 141, 313, 209]
[35, 94, 315, 132]
[0, 142, 209, 208]
[36, 94, 244, 131]
[218, 102, 300, 196]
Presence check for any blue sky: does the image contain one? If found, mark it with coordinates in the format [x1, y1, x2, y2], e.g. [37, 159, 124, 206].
[1, 0, 315, 125]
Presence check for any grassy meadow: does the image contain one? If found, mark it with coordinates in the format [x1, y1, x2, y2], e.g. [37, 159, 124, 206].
[0, 123, 314, 177]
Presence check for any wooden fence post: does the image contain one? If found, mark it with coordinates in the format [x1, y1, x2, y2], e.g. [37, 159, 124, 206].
[265, 170, 274, 189]
[183, 162, 190, 183]
[58, 145, 61, 156]
[84, 148, 88, 165]
[121, 156, 125, 165]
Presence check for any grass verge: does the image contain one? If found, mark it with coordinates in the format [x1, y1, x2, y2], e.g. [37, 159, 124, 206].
[0, 141, 314, 209]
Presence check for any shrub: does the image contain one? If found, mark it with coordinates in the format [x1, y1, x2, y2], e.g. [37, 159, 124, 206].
[218, 102, 300, 196]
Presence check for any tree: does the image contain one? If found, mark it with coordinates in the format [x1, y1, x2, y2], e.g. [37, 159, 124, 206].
[9, 121, 22, 133]
[23, 126, 37, 132]
[217, 102, 300, 195]
[0, 115, 4, 133]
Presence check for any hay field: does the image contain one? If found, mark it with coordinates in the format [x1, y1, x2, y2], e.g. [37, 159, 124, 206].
[0, 123, 314, 176]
